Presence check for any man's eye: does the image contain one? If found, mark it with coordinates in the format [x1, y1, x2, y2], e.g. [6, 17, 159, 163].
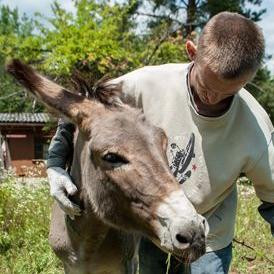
[102, 153, 129, 165]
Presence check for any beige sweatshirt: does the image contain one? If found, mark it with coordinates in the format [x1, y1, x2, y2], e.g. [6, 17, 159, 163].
[113, 63, 274, 251]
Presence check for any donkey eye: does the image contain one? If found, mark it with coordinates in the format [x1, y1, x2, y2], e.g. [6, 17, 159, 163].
[102, 153, 129, 166]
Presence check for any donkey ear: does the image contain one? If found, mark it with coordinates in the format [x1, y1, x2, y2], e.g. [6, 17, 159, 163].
[6, 59, 99, 130]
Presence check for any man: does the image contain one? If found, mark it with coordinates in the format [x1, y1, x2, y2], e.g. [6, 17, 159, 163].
[47, 12, 274, 273]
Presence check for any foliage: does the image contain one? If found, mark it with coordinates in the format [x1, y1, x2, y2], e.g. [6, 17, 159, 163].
[141, 0, 266, 37]
[0, 174, 62, 273]
[36, 0, 188, 78]
[36, 0, 141, 78]
[0, 0, 189, 112]
[245, 67, 274, 122]
[0, 5, 44, 112]
[199, 0, 266, 22]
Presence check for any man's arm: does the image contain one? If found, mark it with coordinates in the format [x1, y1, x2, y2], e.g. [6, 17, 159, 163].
[245, 133, 274, 235]
[47, 119, 75, 169]
[47, 119, 81, 219]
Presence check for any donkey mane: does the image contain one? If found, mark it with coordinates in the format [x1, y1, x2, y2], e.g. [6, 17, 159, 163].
[71, 71, 122, 106]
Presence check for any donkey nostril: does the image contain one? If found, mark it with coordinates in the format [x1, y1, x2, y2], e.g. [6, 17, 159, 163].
[176, 234, 190, 244]
[202, 219, 206, 229]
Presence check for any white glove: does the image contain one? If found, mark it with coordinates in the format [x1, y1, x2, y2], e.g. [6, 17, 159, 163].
[47, 167, 81, 219]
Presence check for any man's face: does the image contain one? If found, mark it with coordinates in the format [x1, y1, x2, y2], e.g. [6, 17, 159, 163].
[191, 61, 253, 105]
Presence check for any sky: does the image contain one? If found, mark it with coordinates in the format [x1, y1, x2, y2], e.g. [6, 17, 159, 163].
[257, 0, 274, 73]
[2, 0, 274, 74]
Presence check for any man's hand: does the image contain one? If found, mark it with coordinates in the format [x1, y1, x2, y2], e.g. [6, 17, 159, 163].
[47, 167, 81, 219]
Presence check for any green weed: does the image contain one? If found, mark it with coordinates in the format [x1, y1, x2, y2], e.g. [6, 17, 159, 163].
[0, 174, 62, 274]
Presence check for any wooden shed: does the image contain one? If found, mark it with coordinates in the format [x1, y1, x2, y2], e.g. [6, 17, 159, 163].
[0, 113, 56, 177]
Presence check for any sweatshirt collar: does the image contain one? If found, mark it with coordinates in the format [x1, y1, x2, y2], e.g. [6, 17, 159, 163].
[185, 63, 239, 127]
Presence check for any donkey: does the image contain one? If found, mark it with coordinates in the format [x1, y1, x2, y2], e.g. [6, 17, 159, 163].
[7, 59, 208, 274]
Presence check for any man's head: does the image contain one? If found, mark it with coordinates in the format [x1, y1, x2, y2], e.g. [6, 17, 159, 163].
[186, 12, 265, 105]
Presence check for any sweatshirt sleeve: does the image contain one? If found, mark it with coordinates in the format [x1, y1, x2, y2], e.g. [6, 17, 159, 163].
[246, 132, 274, 202]
[46, 119, 75, 169]
[246, 133, 274, 235]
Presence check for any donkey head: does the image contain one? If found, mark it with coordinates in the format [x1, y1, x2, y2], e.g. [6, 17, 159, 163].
[6, 59, 208, 262]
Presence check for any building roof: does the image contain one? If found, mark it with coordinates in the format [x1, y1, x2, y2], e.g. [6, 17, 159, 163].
[0, 113, 51, 124]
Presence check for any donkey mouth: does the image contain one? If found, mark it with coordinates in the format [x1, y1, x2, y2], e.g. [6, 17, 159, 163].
[172, 243, 206, 263]
[152, 237, 206, 263]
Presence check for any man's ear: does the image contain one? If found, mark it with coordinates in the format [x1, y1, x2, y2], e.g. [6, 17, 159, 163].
[6, 59, 101, 131]
[185, 40, 197, 61]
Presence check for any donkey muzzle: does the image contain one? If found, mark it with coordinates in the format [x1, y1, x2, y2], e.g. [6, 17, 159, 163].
[154, 189, 209, 261]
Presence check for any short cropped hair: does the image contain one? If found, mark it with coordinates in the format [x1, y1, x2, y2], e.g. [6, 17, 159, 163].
[196, 12, 265, 79]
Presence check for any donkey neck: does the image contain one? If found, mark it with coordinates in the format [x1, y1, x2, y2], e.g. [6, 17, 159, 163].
[68, 129, 111, 254]
[70, 129, 108, 223]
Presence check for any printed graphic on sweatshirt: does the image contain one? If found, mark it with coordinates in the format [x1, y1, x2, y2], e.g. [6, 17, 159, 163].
[169, 133, 196, 184]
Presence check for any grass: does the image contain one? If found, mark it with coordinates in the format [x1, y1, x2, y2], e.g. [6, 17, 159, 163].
[0, 173, 273, 273]
[0, 172, 62, 274]
[231, 184, 274, 274]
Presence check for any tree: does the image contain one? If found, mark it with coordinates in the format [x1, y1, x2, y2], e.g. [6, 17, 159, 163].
[1, 0, 189, 90]
[140, 0, 266, 36]
[0, 5, 44, 112]
[246, 67, 274, 121]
